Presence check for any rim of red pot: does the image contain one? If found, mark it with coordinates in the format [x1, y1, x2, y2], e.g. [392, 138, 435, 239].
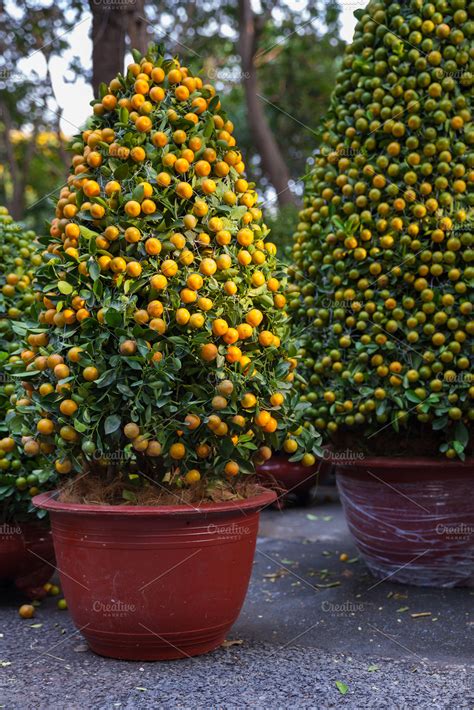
[333, 455, 474, 469]
[32, 487, 277, 517]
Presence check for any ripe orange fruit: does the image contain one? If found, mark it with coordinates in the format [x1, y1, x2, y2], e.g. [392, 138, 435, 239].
[170, 442, 185, 460]
[60, 399, 78, 416]
[258, 331, 274, 347]
[83, 366, 99, 381]
[19, 604, 35, 619]
[200, 258, 217, 276]
[54, 363, 70, 379]
[255, 411, 271, 428]
[124, 422, 140, 439]
[124, 200, 141, 217]
[212, 318, 228, 336]
[201, 343, 218, 361]
[135, 115, 152, 132]
[224, 461, 239, 476]
[55, 458, 73, 474]
[270, 393, 284, 406]
[150, 274, 168, 290]
[246, 309, 263, 327]
[241, 393, 257, 408]
[185, 469, 201, 485]
[157, 172, 171, 187]
[226, 346, 241, 363]
[37, 418, 55, 435]
[176, 182, 193, 199]
[145, 238, 162, 255]
[161, 259, 178, 277]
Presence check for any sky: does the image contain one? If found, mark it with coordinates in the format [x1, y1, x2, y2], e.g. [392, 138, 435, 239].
[17, 3, 361, 137]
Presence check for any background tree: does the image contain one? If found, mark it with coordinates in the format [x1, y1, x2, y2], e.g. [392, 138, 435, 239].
[144, 0, 343, 208]
[0, 0, 344, 244]
[89, 0, 148, 96]
[0, 0, 83, 221]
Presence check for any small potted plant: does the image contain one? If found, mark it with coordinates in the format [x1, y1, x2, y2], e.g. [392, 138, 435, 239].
[289, 2, 473, 587]
[16, 46, 319, 660]
[0, 208, 56, 597]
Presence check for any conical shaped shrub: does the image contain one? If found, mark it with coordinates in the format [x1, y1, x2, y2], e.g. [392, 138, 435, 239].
[289, 1, 473, 459]
[16, 46, 318, 500]
[0, 208, 52, 518]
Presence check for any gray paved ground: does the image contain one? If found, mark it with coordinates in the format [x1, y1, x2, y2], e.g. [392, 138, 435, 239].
[1, 499, 473, 709]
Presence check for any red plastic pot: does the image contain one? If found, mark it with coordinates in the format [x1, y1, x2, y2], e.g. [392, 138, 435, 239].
[0, 521, 55, 598]
[257, 454, 320, 503]
[34, 488, 276, 661]
[336, 457, 474, 588]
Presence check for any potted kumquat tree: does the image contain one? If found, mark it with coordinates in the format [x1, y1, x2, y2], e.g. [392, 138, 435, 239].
[0, 208, 56, 597]
[14, 45, 320, 660]
[289, 0, 473, 587]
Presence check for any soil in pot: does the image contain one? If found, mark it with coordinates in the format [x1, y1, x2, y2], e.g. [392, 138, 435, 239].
[34, 487, 276, 661]
[336, 457, 474, 588]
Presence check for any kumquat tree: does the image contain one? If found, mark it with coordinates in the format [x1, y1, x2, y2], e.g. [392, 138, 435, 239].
[13, 45, 320, 503]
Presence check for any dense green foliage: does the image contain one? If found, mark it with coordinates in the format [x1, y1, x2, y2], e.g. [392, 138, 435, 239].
[13, 47, 320, 503]
[289, 0, 473, 459]
[0, 208, 53, 520]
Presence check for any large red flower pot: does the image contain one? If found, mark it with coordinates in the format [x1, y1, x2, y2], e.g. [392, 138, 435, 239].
[34, 488, 276, 661]
[0, 521, 55, 598]
[257, 454, 320, 505]
[336, 458, 474, 588]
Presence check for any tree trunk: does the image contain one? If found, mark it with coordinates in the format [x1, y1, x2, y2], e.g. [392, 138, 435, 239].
[0, 102, 25, 220]
[237, 0, 295, 206]
[126, 0, 148, 54]
[89, 0, 149, 97]
[89, 0, 127, 97]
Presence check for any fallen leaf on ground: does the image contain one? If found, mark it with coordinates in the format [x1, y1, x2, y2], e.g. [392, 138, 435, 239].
[73, 644, 89, 653]
[221, 639, 244, 649]
[264, 569, 288, 581]
[368, 664, 379, 672]
[335, 681, 349, 695]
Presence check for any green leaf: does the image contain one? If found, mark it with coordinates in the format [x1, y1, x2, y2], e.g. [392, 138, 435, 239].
[454, 421, 469, 448]
[104, 415, 121, 435]
[79, 225, 99, 240]
[58, 280, 73, 295]
[120, 107, 129, 124]
[123, 489, 138, 502]
[104, 309, 123, 328]
[335, 681, 348, 695]
[89, 260, 100, 281]
[114, 163, 130, 181]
